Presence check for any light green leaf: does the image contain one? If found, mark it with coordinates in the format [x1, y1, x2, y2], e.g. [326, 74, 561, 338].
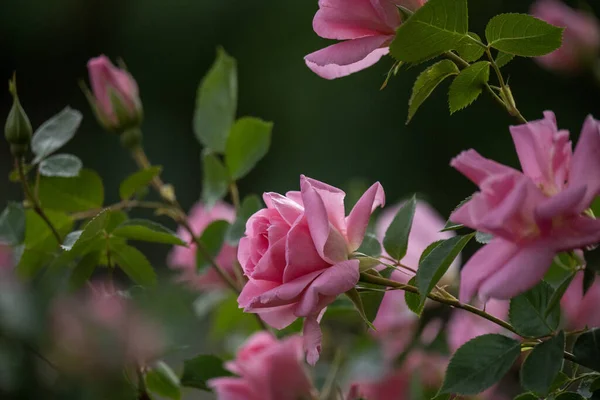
[225, 117, 273, 180]
[408, 60, 459, 123]
[111, 243, 157, 286]
[457, 33, 486, 62]
[383, 195, 417, 260]
[201, 152, 230, 209]
[357, 233, 382, 257]
[416, 234, 473, 308]
[38, 154, 82, 178]
[196, 220, 229, 272]
[226, 194, 262, 245]
[112, 219, 186, 246]
[180, 355, 233, 391]
[119, 166, 162, 200]
[509, 281, 560, 337]
[68, 251, 101, 291]
[31, 107, 82, 164]
[486, 13, 564, 57]
[61, 210, 115, 254]
[390, 0, 469, 63]
[38, 168, 104, 212]
[146, 361, 181, 400]
[572, 328, 600, 372]
[448, 61, 490, 113]
[193, 48, 237, 152]
[496, 51, 516, 68]
[520, 331, 565, 395]
[0, 203, 26, 245]
[440, 334, 520, 395]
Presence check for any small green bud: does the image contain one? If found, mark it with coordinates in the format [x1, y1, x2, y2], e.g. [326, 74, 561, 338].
[4, 75, 32, 157]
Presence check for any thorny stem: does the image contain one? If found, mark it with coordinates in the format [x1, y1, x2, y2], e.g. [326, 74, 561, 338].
[16, 158, 62, 243]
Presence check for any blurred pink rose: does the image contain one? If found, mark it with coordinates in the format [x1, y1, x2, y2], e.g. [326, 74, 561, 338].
[238, 175, 385, 364]
[531, 0, 600, 73]
[452, 112, 600, 301]
[0, 244, 12, 271]
[561, 271, 600, 329]
[208, 332, 316, 400]
[305, 0, 427, 79]
[50, 282, 163, 375]
[168, 201, 237, 289]
[87, 55, 142, 130]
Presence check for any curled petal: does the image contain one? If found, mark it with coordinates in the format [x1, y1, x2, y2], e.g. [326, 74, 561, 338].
[570, 115, 600, 209]
[263, 192, 304, 225]
[303, 316, 323, 366]
[244, 270, 324, 311]
[535, 184, 587, 223]
[346, 182, 385, 251]
[450, 149, 517, 186]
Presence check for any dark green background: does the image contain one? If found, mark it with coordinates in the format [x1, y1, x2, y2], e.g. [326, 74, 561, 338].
[1, 0, 599, 264]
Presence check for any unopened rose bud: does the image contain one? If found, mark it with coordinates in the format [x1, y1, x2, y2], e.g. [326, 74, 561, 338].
[4, 75, 32, 157]
[84, 55, 143, 134]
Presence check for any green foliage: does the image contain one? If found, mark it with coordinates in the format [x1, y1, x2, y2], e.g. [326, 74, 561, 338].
[405, 276, 423, 316]
[416, 234, 473, 308]
[0, 202, 26, 245]
[226, 194, 262, 245]
[545, 271, 575, 319]
[196, 220, 229, 272]
[509, 281, 561, 337]
[390, 0, 470, 62]
[68, 251, 101, 291]
[110, 242, 157, 286]
[514, 393, 539, 400]
[180, 355, 233, 391]
[225, 117, 273, 180]
[345, 287, 379, 329]
[356, 233, 382, 257]
[440, 334, 521, 395]
[193, 47, 238, 152]
[210, 294, 261, 339]
[520, 331, 565, 395]
[383, 195, 417, 261]
[448, 61, 490, 113]
[31, 107, 82, 164]
[38, 168, 104, 212]
[112, 219, 186, 246]
[485, 13, 564, 57]
[145, 361, 182, 400]
[555, 393, 586, 400]
[119, 166, 162, 200]
[573, 329, 600, 372]
[408, 60, 459, 123]
[496, 51, 516, 68]
[38, 154, 82, 178]
[201, 152, 230, 209]
[457, 33, 486, 62]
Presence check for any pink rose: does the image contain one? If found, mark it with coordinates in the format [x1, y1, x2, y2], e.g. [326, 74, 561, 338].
[531, 0, 600, 73]
[561, 271, 600, 329]
[87, 55, 142, 131]
[238, 175, 385, 364]
[305, 0, 427, 79]
[452, 112, 600, 301]
[168, 201, 238, 289]
[208, 332, 316, 400]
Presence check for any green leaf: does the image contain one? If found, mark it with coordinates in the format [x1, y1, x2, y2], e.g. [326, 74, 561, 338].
[457, 33, 486, 62]
[496, 51, 516, 68]
[573, 328, 600, 372]
[390, 0, 469, 63]
[225, 194, 262, 245]
[61, 210, 119, 255]
[196, 220, 229, 272]
[112, 219, 186, 246]
[514, 393, 539, 400]
[357, 233, 382, 257]
[405, 276, 424, 316]
[38, 154, 82, 178]
[31, 107, 83, 164]
[359, 289, 385, 325]
[544, 271, 575, 318]
[68, 251, 101, 291]
[0, 203, 26, 245]
[119, 166, 162, 200]
[210, 294, 261, 339]
[407, 60, 459, 123]
[509, 281, 560, 337]
[193, 47, 237, 152]
[38, 168, 104, 212]
[146, 361, 181, 400]
[448, 61, 490, 113]
[110, 243, 157, 286]
[225, 117, 273, 180]
[345, 288, 377, 329]
[485, 13, 564, 57]
[416, 234, 473, 308]
[555, 393, 586, 400]
[201, 152, 230, 209]
[180, 354, 233, 391]
[383, 195, 417, 261]
[440, 334, 521, 395]
[520, 331, 565, 395]
[442, 195, 472, 232]
[590, 376, 600, 392]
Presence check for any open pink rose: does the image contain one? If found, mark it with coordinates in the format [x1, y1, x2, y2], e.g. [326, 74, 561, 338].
[561, 271, 600, 329]
[238, 175, 385, 364]
[531, 0, 600, 73]
[168, 201, 237, 289]
[305, 0, 427, 79]
[208, 332, 316, 400]
[452, 112, 600, 301]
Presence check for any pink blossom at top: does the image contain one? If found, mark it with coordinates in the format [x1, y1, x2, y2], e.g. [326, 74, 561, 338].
[87, 55, 142, 129]
[451, 112, 600, 302]
[208, 332, 316, 400]
[561, 271, 600, 329]
[168, 201, 237, 289]
[237, 175, 385, 365]
[305, 0, 427, 79]
[531, 0, 600, 73]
